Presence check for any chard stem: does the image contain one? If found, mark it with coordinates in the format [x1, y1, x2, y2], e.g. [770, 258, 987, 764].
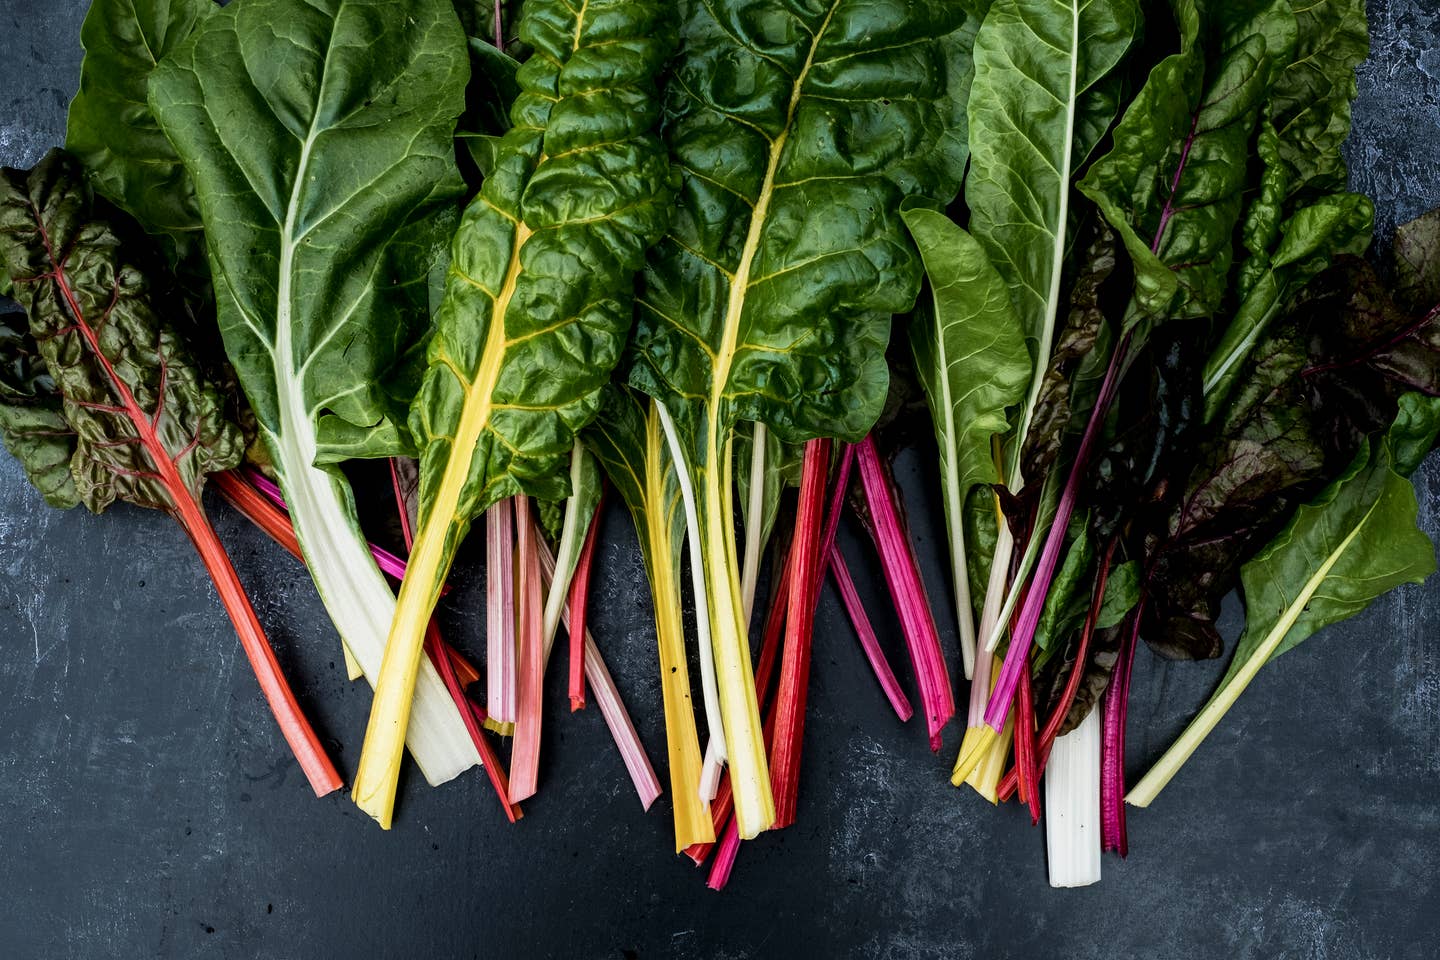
[176, 496, 341, 797]
[535, 529, 663, 810]
[656, 401, 728, 798]
[486, 499, 518, 726]
[508, 497, 545, 802]
[740, 422, 768, 623]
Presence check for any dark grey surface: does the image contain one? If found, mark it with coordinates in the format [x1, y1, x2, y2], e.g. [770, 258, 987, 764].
[1, 1, 1437, 958]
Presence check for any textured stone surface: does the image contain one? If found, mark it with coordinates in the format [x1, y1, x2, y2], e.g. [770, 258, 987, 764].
[0, 2, 1437, 957]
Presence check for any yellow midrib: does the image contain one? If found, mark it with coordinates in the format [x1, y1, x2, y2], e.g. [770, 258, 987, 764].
[416, 221, 532, 584]
[703, 1, 837, 453]
[645, 410, 713, 850]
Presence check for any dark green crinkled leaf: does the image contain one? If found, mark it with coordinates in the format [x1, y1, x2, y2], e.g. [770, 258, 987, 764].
[65, 0, 214, 251]
[1079, 0, 1297, 321]
[1268, 0, 1368, 199]
[402, 0, 676, 594]
[627, 4, 975, 831]
[0, 308, 79, 508]
[0, 151, 240, 514]
[631, 0, 972, 448]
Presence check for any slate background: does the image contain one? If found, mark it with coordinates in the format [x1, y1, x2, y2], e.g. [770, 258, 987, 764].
[1, 1, 1437, 958]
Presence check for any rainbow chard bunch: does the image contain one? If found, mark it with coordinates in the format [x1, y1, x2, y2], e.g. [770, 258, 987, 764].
[2, 0, 1437, 891]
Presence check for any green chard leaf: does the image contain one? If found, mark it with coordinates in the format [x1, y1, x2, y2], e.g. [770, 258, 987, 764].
[1201, 2, 1373, 409]
[629, 0, 973, 838]
[965, 0, 1139, 450]
[1202, 190, 1374, 410]
[1129, 434, 1436, 806]
[903, 205, 1029, 675]
[353, 0, 677, 828]
[586, 387, 713, 851]
[65, 0, 214, 249]
[150, 0, 482, 792]
[0, 308, 79, 508]
[1079, 0, 1297, 322]
[1269, 0, 1369, 198]
[1033, 517, 1094, 653]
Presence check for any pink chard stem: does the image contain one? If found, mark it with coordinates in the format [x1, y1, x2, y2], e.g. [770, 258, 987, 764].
[1102, 600, 1144, 855]
[508, 497, 545, 802]
[855, 436, 954, 749]
[982, 333, 1130, 734]
[829, 544, 914, 722]
[486, 497, 518, 727]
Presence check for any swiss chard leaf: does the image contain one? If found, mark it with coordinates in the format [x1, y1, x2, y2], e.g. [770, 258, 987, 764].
[1079, 0, 1297, 321]
[1268, 0, 1368, 199]
[65, 0, 214, 251]
[355, 0, 677, 828]
[628, 0, 973, 837]
[1130, 433, 1435, 806]
[904, 204, 1029, 673]
[150, 0, 483, 794]
[1201, 190, 1373, 409]
[630, 0, 974, 827]
[0, 151, 240, 514]
[965, 0, 1139, 451]
[0, 150, 345, 795]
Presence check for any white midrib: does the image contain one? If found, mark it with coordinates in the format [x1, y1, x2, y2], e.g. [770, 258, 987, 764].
[934, 325, 977, 679]
[656, 400, 726, 799]
[977, 1, 1082, 661]
[1011, 0, 1082, 486]
[1126, 496, 1381, 807]
[269, 129, 478, 785]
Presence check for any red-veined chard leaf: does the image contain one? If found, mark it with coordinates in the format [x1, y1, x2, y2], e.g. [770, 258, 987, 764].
[0, 306, 77, 508]
[0, 150, 341, 795]
[352, 0, 677, 828]
[628, 0, 973, 838]
[1078, 0, 1296, 323]
[149, 0, 481, 792]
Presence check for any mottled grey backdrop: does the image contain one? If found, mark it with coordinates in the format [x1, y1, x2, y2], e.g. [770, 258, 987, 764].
[1, 1, 1437, 958]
